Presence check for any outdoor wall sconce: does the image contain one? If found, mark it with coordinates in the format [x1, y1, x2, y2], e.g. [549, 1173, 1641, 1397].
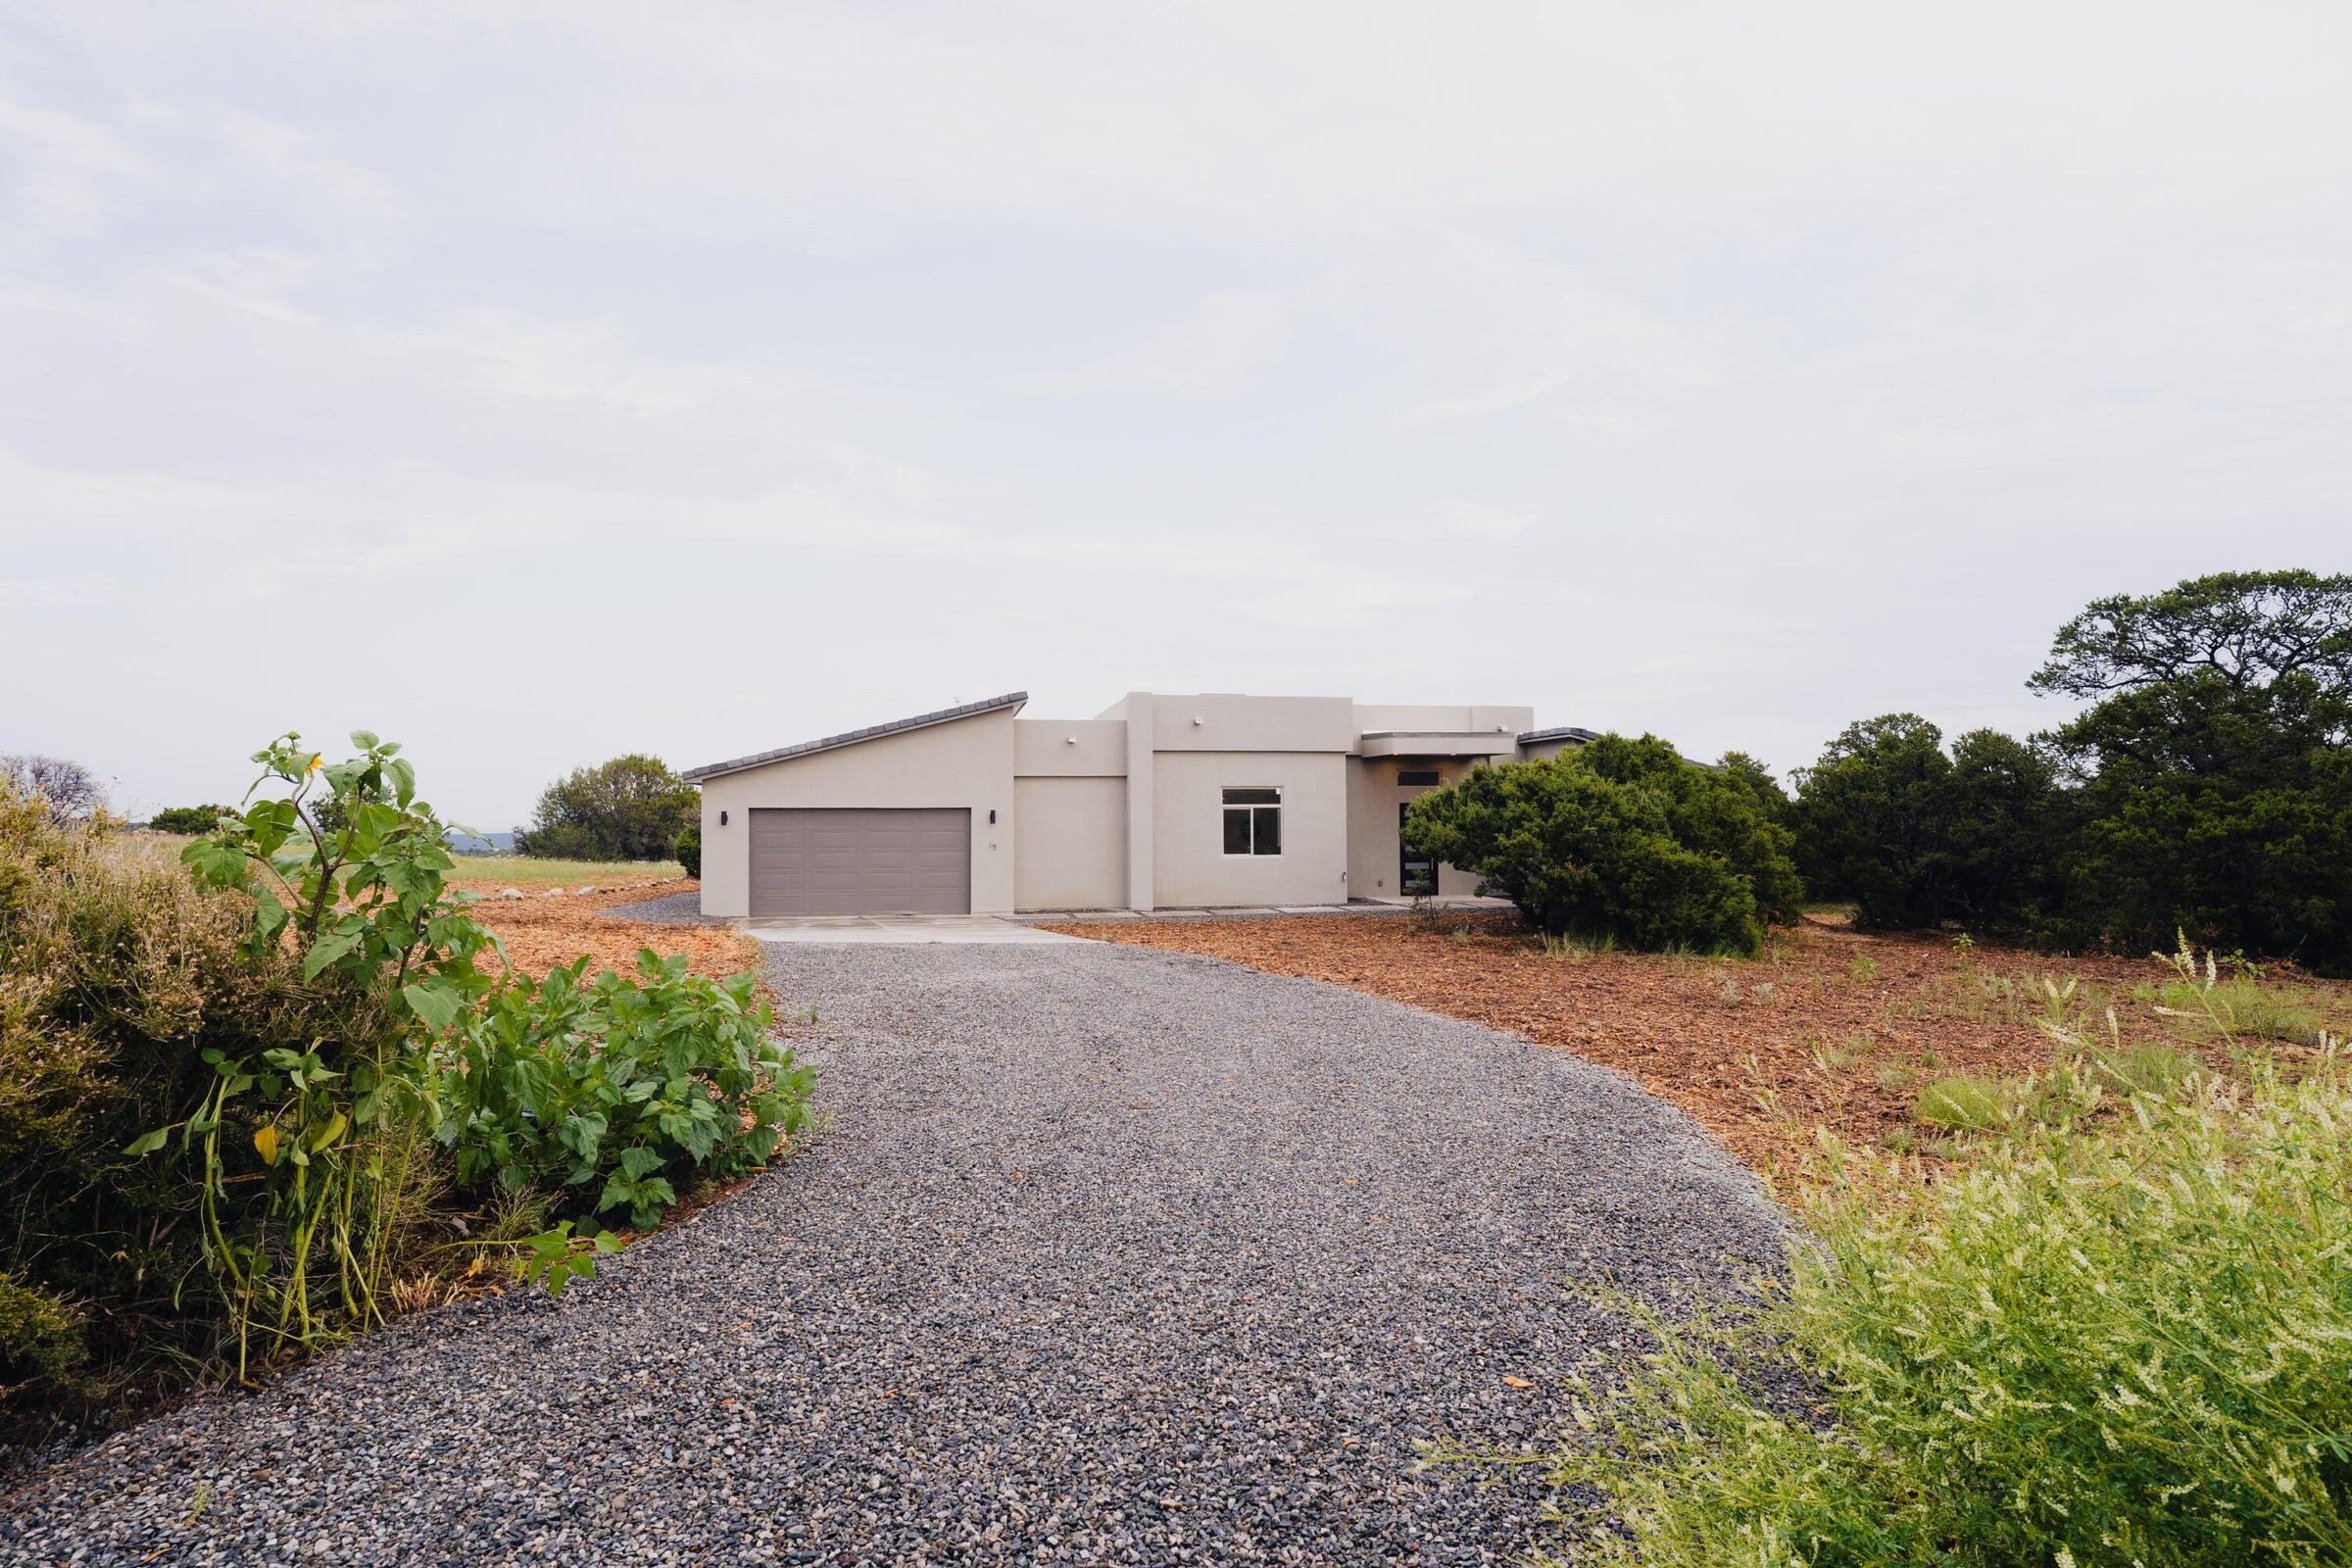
[989, 808, 998, 824]
[719, 810, 728, 826]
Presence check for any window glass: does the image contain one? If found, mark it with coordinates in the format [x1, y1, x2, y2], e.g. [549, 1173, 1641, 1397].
[1221, 786, 1282, 855]
[1397, 769, 1441, 787]
[1252, 805, 1282, 856]
[1222, 808, 1252, 855]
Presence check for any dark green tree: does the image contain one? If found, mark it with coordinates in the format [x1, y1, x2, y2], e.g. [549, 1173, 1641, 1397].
[2034, 569, 2352, 967]
[1938, 729, 2064, 931]
[514, 756, 698, 862]
[1791, 715, 1952, 928]
[2028, 569, 2352, 706]
[1790, 717, 2061, 933]
[146, 805, 229, 835]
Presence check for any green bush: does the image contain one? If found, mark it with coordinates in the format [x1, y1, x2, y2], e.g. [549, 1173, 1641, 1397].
[0, 731, 810, 1432]
[433, 953, 810, 1229]
[1577, 734, 1805, 923]
[1402, 739, 1796, 955]
[0, 785, 373, 1423]
[514, 754, 697, 860]
[146, 804, 229, 834]
[673, 823, 702, 878]
[1531, 1049, 2352, 1567]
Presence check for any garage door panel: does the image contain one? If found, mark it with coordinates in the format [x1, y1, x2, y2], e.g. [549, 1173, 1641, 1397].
[748, 808, 971, 915]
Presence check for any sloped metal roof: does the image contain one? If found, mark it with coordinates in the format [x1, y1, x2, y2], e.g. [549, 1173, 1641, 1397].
[682, 692, 1029, 783]
[1515, 724, 1602, 748]
[1517, 724, 1721, 773]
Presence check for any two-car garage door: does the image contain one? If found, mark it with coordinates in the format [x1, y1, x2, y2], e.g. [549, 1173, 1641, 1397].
[747, 808, 971, 916]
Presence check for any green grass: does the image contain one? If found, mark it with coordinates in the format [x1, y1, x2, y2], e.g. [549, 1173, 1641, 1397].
[449, 855, 683, 889]
[1517, 1048, 2352, 1567]
[2143, 974, 2332, 1046]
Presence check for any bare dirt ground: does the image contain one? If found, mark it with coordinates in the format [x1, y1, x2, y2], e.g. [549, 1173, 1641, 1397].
[1041, 913, 2351, 1174]
[450, 875, 762, 984]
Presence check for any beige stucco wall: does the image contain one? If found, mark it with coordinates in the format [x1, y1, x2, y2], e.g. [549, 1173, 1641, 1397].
[1013, 718, 1128, 777]
[1013, 776, 1126, 909]
[1152, 750, 1348, 907]
[694, 692, 1544, 917]
[696, 708, 1017, 916]
[1346, 756, 1488, 900]
[1147, 694, 1357, 754]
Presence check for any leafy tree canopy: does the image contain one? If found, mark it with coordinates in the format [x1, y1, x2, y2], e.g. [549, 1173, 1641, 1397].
[1575, 734, 1805, 925]
[2030, 567, 2352, 704]
[514, 755, 697, 862]
[147, 805, 229, 835]
[1792, 717, 2059, 933]
[1403, 736, 1800, 955]
[1793, 571, 2352, 967]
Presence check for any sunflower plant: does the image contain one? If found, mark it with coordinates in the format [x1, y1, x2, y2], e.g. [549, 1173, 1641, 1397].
[137, 731, 506, 1372]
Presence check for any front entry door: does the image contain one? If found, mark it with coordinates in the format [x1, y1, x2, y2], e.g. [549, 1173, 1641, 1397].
[1398, 803, 1438, 896]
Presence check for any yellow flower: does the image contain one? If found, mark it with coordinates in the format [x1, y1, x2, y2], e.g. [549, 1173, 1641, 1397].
[307, 755, 321, 774]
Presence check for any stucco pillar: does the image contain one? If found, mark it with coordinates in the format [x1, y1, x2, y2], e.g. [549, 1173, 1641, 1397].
[1123, 692, 1154, 910]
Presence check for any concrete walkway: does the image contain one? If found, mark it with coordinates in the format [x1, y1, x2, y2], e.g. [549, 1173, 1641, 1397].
[740, 897, 1515, 945]
[744, 913, 1088, 945]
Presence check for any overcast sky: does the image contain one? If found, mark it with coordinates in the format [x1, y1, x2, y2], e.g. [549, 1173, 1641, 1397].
[3, 4, 2348, 826]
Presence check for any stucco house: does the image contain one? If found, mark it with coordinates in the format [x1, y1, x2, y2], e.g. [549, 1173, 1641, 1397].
[683, 691, 1591, 917]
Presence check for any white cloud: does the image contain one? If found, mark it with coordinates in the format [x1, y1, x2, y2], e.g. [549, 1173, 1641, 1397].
[1015, 288, 1293, 398]
[0, 95, 151, 232]
[0, 1, 2346, 817]
[1433, 502, 1534, 542]
[219, 112, 394, 217]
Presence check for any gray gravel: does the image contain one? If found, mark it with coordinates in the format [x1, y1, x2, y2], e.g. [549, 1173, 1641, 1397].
[600, 890, 720, 923]
[0, 942, 1787, 1566]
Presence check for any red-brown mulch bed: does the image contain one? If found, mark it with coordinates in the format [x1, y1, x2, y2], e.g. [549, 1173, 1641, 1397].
[456, 878, 764, 985]
[1040, 914, 2341, 1174]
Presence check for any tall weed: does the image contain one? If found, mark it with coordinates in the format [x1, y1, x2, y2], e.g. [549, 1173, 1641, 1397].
[1528, 1046, 2352, 1566]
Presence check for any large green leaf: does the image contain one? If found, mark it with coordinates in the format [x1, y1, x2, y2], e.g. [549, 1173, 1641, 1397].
[401, 980, 466, 1034]
[301, 927, 361, 980]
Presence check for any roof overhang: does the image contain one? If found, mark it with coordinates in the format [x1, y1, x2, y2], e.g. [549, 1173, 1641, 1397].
[1516, 725, 1600, 749]
[1357, 729, 1522, 760]
[682, 691, 1028, 783]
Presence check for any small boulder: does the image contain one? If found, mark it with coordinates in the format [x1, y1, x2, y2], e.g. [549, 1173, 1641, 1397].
[575, 885, 598, 896]
[498, 887, 524, 900]
[541, 889, 564, 898]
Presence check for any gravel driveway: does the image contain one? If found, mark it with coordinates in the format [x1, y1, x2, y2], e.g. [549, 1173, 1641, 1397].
[3, 941, 1786, 1567]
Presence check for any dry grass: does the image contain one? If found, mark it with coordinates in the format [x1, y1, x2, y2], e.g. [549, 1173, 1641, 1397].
[448, 854, 685, 889]
[1042, 914, 2352, 1175]
[127, 837, 748, 989]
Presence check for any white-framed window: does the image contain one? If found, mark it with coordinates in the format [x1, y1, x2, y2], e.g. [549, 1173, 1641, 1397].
[1221, 786, 1282, 856]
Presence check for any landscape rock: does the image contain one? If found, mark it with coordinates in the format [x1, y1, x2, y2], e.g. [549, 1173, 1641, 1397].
[0, 943, 1788, 1564]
